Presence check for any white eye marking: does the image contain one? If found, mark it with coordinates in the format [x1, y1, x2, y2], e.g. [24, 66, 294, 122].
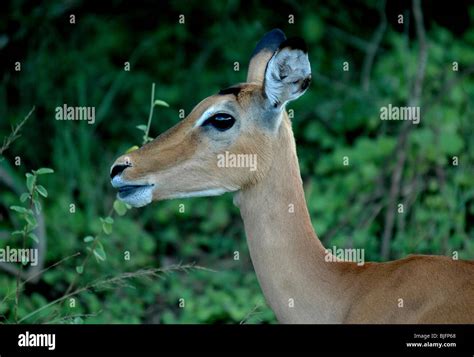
[193, 105, 235, 129]
[193, 105, 218, 128]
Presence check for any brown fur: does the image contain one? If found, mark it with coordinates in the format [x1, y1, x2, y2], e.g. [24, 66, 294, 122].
[237, 116, 474, 323]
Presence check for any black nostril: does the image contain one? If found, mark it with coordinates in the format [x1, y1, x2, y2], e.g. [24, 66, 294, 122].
[110, 164, 130, 179]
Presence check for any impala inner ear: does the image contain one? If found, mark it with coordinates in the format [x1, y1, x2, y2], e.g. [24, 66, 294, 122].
[263, 37, 312, 108]
[247, 29, 286, 84]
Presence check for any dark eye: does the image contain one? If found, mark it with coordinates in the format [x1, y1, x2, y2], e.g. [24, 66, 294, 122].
[201, 113, 236, 132]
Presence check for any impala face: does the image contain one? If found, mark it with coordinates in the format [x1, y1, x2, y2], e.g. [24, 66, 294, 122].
[110, 29, 311, 207]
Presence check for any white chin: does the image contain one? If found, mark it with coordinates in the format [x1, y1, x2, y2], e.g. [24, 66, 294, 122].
[117, 186, 153, 207]
[171, 188, 233, 199]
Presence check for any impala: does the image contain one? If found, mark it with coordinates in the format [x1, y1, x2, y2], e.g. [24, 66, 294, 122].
[110, 29, 474, 323]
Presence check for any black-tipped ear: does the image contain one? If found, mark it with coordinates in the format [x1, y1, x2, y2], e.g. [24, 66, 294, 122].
[247, 29, 286, 84]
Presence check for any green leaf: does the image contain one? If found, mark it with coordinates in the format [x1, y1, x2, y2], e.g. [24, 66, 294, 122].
[25, 212, 37, 228]
[20, 193, 30, 202]
[35, 168, 54, 175]
[439, 131, 464, 154]
[34, 200, 41, 214]
[76, 266, 84, 274]
[83, 236, 94, 243]
[153, 100, 169, 107]
[100, 217, 113, 235]
[125, 145, 139, 154]
[102, 224, 112, 235]
[28, 232, 39, 243]
[73, 317, 84, 324]
[36, 185, 48, 198]
[113, 200, 127, 216]
[10, 205, 28, 214]
[11, 230, 24, 236]
[93, 242, 107, 262]
[136, 125, 147, 132]
[26, 173, 35, 192]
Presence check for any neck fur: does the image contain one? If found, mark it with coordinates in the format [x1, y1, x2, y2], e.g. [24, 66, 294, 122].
[236, 114, 350, 323]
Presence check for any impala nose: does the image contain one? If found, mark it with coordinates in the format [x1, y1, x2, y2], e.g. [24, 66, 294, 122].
[110, 164, 130, 179]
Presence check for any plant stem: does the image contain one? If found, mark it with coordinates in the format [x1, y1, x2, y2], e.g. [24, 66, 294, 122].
[63, 207, 115, 297]
[14, 177, 37, 323]
[144, 83, 156, 144]
[0, 106, 35, 158]
[1, 253, 80, 306]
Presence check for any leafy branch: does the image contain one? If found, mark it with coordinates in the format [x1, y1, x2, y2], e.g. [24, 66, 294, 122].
[9, 167, 54, 322]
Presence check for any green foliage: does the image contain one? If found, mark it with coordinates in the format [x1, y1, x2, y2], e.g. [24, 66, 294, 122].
[9, 168, 53, 245]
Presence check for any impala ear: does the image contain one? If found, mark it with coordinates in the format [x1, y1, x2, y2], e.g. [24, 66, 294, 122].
[247, 29, 286, 84]
[263, 37, 311, 108]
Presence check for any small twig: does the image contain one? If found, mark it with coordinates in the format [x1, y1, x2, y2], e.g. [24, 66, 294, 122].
[323, 173, 385, 244]
[410, 0, 428, 107]
[240, 303, 261, 325]
[327, 25, 385, 54]
[0, 106, 35, 157]
[1, 253, 80, 306]
[361, 0, 387, 92]
[43, 311, 102, 324]
[63, 206, 115, 300]
[145, 83, 156, 143]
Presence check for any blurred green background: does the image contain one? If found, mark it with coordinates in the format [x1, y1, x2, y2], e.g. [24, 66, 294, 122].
[0, 0, 473, 324]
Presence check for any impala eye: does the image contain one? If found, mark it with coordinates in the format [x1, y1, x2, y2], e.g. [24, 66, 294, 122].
[201, 113, 236, 132]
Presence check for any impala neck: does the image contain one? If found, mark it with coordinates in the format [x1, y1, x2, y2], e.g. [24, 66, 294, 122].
[236, 114, 350, 323]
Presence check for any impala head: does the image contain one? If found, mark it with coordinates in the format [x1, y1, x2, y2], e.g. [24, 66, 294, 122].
[110, 29, 311, 207]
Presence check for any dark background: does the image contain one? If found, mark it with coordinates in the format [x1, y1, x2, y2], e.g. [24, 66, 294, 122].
[0, 0, 473, 323]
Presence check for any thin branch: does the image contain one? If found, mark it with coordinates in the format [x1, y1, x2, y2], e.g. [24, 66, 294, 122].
[0, 106, 35, 157]
[145, 82, 156, 143]
[43, 311, 102, 324]
[1, 253, 80, 307]
[410, 0, 428, 107]
[381, 0, 428, 259]
[240, 303, 261, 325]
[327, 25, 385, 54]
[361, 0, 387, 92]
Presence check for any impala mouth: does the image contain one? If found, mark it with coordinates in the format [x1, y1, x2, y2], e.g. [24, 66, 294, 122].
[111, 178, 155, 208]
[117, 184, 151, 197]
